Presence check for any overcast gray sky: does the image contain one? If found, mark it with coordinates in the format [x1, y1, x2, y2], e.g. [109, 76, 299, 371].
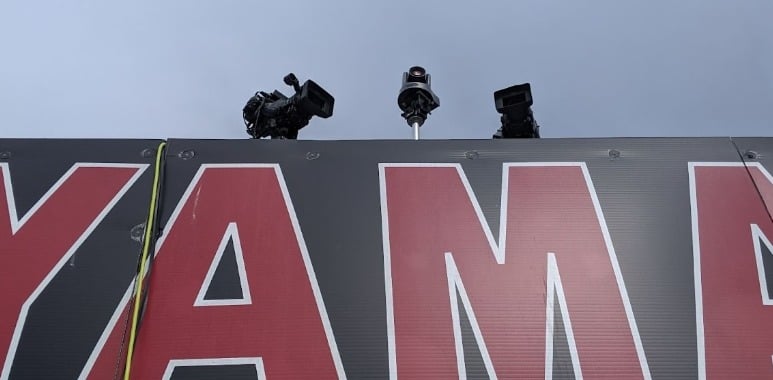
[1, 1, 771, 140]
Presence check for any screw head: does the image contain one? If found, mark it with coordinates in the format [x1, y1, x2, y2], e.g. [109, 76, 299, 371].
[305, 152, 320, 160]
[130, 223, 146, 243]
[178, 150, 196, 160]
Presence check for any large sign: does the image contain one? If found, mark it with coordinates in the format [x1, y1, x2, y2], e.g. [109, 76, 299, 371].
[0, 137, 772, 379]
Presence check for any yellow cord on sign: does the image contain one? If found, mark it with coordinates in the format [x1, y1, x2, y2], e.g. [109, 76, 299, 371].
[123, 141, 166, 380]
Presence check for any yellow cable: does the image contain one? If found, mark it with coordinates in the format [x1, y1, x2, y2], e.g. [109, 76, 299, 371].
[123, 141, 166, 380]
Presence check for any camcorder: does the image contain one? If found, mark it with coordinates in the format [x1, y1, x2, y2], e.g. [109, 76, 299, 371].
[243, 73, 334, 139]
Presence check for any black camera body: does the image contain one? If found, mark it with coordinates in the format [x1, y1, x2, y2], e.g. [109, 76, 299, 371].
[243, 74, 334, 139]
[397, 66, 439, 127]
[493, 83, 540, 139]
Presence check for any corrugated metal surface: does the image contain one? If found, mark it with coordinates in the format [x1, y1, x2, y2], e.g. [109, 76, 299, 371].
[1, 137, 771, 379]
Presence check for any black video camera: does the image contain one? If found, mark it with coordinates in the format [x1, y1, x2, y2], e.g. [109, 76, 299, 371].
[493, 83, 540, 139]
[243, 73, 334, 139]
[397, 66, 439, 127]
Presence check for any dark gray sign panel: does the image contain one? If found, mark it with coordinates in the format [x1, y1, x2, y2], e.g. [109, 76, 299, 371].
[2, 137, 773, 379]
[0, 139, 159, 379]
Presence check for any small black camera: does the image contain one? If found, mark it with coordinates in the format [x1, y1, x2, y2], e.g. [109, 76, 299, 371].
[397, 66, 439, 128]
[493, 83, 540, 139]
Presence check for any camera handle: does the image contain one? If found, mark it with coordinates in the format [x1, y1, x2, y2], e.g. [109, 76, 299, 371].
[283, 73, 302, 93]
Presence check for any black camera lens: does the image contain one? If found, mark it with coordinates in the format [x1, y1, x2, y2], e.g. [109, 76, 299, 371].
[409, 66, 426, 79]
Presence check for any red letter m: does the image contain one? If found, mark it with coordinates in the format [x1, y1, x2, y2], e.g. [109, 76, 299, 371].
[691, 162, 773, 379]
[380, 163, 650, 379]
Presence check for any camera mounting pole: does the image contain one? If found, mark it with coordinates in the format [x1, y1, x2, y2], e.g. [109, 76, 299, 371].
[398, 66, 439, 140]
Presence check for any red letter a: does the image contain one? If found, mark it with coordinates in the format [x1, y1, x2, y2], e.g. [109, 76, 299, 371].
[83, 164, 343, 379]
